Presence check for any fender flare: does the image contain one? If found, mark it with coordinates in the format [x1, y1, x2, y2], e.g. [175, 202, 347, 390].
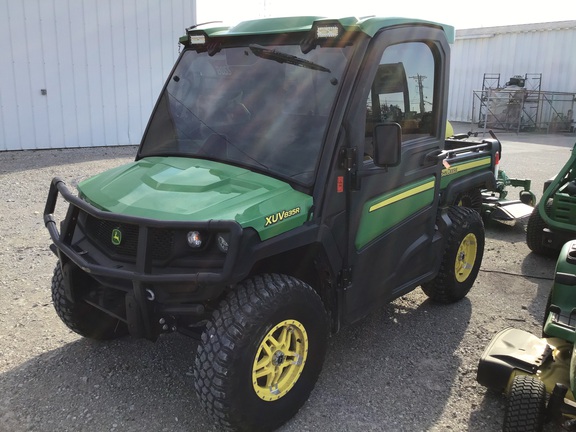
[441, 171, 497, 206]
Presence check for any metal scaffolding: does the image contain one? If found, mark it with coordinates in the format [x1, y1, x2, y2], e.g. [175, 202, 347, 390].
[472, 73, 575, 133]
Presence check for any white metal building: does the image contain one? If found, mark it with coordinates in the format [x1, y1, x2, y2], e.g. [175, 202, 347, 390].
[0, 0, 197, 151]
[1, 8, 574, 151]
[449, 20, 576, 127]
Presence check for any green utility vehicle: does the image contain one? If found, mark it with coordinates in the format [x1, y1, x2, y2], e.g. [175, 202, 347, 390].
[527, 144, 576, 256]
[45, 16, 501, 431]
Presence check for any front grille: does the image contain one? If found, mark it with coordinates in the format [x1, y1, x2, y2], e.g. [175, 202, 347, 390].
[84, 214, 174, 261]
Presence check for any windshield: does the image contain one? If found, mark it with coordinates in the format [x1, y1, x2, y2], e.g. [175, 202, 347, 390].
[139, 42, 350, 185]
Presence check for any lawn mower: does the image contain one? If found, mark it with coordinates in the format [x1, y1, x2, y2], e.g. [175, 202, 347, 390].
[450, 130, 536, 225]
[527, 143, 576, 256]
[477, 239, 576, 432]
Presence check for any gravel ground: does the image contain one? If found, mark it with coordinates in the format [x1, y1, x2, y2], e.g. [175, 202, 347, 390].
[1, 129, 575, 432]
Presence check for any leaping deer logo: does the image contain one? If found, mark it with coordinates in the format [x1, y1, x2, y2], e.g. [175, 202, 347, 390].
[111, 228, 122, 246]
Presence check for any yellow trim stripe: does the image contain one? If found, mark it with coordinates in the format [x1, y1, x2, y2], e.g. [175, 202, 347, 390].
[442, 157, 491, 176]
[369, 180, 435, 212]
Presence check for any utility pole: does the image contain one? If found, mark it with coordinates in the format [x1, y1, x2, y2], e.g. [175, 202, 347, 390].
[410, 74, 427, 114]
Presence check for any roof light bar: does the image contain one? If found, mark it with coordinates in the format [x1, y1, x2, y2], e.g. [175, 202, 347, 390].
[301, 20, 347, 53]
[189, 34, 206, 45]
[313, 20, 345, 40]
[187, 30, 207, 46]
[316, 25, 340, 39]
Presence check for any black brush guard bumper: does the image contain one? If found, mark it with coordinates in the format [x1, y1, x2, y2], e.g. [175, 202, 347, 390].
[44, 177, 243, 339]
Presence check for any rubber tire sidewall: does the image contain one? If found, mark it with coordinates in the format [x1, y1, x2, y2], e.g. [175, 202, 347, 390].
[51, 262, 127, 340]
[421, 206, 485, 303]
[526, 202, 557, 257]
[194, 274, 329, 432]
[503, 375, 546, 432]
[455, 188, 483, 213]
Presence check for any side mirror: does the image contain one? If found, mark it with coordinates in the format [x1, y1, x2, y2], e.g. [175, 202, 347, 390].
[373, 122, 401, 167]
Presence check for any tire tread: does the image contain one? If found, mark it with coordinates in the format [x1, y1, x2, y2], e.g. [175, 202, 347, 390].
[194, 273, 327, 432]
[526, 203, 557, 256]
[422, 206, 484, 303]
[51, 263, 127, 340]
[503, 375, 546, 432]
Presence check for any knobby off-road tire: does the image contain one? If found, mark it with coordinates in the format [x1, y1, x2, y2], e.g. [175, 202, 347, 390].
[51, 263, 128, 340]
[421, 206, 485, 303]
[503, 375, 547, 432]
[455, 188, 483, 213]
[194, 274, 329, 432]
[526, 202, 557, 257]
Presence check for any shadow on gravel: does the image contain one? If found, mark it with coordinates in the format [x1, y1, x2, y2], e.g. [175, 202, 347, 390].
[484, 220, 556, 321]
[0, 146, 138, 175]
[468, 388, 506, 432]
[483, 218, 527, 243]
[282, 296, 473, 431]
[0, 333, 218, 432]
[522, 251, 558, 322]
[0, 294, 472, 432]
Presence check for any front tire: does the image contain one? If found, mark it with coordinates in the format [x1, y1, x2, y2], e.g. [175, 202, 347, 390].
[526, 202, 557, 256]
[422, 206, 485, 303]
[503, 375, 546, 432]
[194, 274, 329, 432]
[51, 262, 128, 340]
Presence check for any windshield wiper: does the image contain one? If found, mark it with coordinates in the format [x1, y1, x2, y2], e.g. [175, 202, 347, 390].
[249, 44, 331, 73]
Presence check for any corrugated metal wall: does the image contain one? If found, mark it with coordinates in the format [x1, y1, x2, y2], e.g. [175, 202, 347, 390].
[448, 20, 576, 124]
[2, 9, 573, 150]
[0, 0, 196, 151]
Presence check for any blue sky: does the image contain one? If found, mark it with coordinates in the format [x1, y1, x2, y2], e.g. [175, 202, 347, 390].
[197, 0, 574, 30]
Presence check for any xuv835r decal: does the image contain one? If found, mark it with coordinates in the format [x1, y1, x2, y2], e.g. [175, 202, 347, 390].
[440, 157, 491, 188]
[264, 207, 301, 227]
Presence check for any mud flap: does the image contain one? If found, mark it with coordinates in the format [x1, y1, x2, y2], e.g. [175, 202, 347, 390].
[477, 327, 552, 392]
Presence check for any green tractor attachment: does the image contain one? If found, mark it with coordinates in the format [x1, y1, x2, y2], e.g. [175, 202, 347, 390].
[482, 168, 536, 225]
[450, 130, 536, 225]
[527, 143, 576, 255]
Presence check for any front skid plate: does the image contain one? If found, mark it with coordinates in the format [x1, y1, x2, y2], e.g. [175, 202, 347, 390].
[477, 327, 551, 392]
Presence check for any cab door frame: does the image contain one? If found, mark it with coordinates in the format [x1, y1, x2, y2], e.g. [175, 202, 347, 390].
[342, 25, 451, 323]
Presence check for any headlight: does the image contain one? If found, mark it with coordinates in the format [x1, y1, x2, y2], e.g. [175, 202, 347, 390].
[216, 233, 229, 253]
[187, 230, 203, 248]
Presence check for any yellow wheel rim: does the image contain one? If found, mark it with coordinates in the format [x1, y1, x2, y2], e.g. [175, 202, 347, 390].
[252, 319, 308, 401]
[455, 233, 478, 283]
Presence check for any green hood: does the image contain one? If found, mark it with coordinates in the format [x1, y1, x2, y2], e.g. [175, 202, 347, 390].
[78, 157, 313, 240]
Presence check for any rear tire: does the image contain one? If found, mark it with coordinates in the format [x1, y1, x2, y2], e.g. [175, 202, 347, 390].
[51, 262, 128, 340]
[503, 375, 546, 432]
[194, 274, 329, 432]
[422, 206, 485, 303]
[455, 188, 483, 213]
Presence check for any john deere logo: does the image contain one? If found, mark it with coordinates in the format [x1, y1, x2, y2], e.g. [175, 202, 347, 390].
[111, 228, 122, 246]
